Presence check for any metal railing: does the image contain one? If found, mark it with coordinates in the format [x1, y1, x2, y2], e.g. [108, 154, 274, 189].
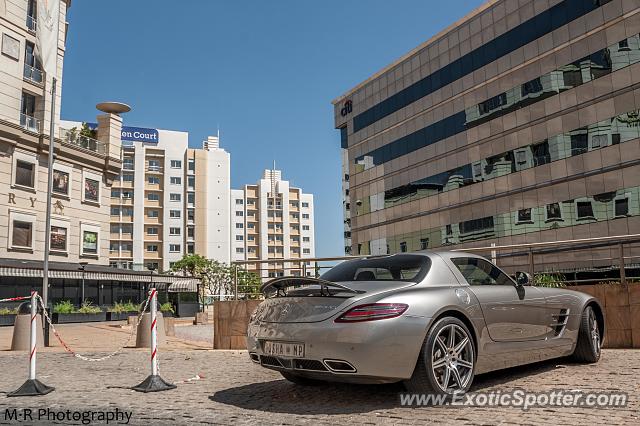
[23, 63, 43, 84]
[59, 127, 106, 155]
[228, 234, 640, 299]
[20, 113, 39, 132]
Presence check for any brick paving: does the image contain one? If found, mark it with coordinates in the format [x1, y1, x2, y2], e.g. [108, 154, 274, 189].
[0, 331, 638, 426]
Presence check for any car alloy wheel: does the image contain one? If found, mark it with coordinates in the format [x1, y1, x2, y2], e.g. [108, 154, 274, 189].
[588, 307, 600, 357]
[431, 323, 474, 393]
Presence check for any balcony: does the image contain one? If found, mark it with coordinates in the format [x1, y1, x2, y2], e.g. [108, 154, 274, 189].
[23, 64, 43, 85]
[60, 127, 106, 155]
[20, 113, 39, 132]
[26, 15, 36, 32]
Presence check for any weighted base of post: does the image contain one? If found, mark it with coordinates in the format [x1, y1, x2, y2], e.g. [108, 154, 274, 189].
[7, 379, 54, 397]
[132, 375, 176, 393]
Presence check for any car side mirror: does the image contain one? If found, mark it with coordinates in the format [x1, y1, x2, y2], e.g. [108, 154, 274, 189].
[515, 271, 532, 287]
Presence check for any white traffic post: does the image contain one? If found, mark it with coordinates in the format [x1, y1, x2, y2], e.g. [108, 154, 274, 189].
[150, 288, 158, 376]
[29, 291, 37, 380]
[132, 288, 176, 392]
[7, 291, 54, 396]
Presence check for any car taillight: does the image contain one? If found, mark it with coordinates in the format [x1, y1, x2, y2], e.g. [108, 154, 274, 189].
[335, 303, 408, 323]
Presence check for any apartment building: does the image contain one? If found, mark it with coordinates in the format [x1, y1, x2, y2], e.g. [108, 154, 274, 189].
[231, 169, 316, 279]
[0, 0, 124, 264]
[58, 121, 231, 272]
[334, 0, 640, 274]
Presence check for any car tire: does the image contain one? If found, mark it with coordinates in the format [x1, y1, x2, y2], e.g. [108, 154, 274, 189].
[571, 306, 601, 363]
[404, 317, 475, 395]
[280, 371, 319, 385]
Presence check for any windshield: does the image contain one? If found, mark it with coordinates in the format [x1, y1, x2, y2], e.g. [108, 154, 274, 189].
[320, 254, 431, 283]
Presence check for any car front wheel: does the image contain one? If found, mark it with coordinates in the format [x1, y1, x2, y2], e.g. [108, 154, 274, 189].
[571, 306, 601, 363]
[404, 317, 475, 394]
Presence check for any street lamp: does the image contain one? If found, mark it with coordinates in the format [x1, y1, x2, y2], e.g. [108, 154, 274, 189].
[78, 261, 89, 305]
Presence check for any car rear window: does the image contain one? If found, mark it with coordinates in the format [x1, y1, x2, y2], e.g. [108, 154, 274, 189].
[320, 254, 431, 283]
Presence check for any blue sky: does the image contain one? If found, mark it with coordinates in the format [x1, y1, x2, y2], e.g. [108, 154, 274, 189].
[60, 0, 484, 257]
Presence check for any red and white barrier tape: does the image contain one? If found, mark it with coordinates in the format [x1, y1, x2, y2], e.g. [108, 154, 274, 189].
[36, 293, 152, 362]
[0, 295, 31, 303]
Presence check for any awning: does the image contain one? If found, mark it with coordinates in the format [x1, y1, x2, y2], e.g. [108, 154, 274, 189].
[168, 279, 200, 293]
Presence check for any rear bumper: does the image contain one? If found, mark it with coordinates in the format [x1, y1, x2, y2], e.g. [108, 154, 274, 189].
[247, 315, 428, 382]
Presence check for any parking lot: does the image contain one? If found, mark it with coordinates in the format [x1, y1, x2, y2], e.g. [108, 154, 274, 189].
[0, 324, 638, 426]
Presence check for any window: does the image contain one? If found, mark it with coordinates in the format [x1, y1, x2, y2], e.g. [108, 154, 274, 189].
[400, 241, 407, 252]
[111, 189, 120, 198]
[148, 176, 160, 184]
[82, 230, 98, 255]
[188, 159, 195, 171]
[236, 199, 244, 205]
[169, 227, 181, 236]
[12, 220, 33, 248]
[187, 243, 194, 254]
[546, 203, 562, 221]
[517, 208, 533, 223]
[615, 198, 629, 216]
[247, 223, 255, 229]
[515, 150, 527, 165]
[303, 237, 310, 242]
[420, 238, 429, 250]
[122, 208, 133, 216]
[187, 209, 195, 221]
[236, 211, 244, 217]
[236, 235, 244, 241]
[169, 244, 181, 252]
[321, 254, 430, 283]
[187, 193, 194, 204]
[122, 173, 134, 182]
[235, 223, 244, 229]
[84, 178, 99, 202]
[147, 227, 158, 235]
[170, 193, 181, 202]
[303, 248, 311, 254]
[451, 257, 513, 286]
[302, 225, 310, 231]
[570, 133, 588, 156]
[576, 201, 594, 219]
[148, 159, 161, 171]
[248, 235, 255, 241]
[170, 210, 181, 218]
[478, 93, 507, 115]
[521, 77, 543, 97]
[122, 191, 133, 199]
[472, 162, 482, 178]
[20, 92, 37, 131]
[170, 160, 182, 168]
[50, 226, 67, 251]
[110, 207, 120, 215]
[147, 245, 158, 252]
[302, 202, 309, 208]
[52, 170, 69, 195]
[592, 134, 607, 148]
[15, 160, 35, 188]
[291, 224, 299, 231]
[170, 176, 181, 185]
[147, 192, 160, 201]
[618, 39, 630, 50]
[187, 175, 195, 188]
[236, 247, 244, 253]
[123, 158, 134, 170]
[148, 210, 159, 218]
[302, 213, 310, 219]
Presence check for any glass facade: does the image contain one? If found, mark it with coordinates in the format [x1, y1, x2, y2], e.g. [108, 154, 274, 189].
[357, 107, 640, 216]
[357, 184, 640, 255]
[352, 0, 612, 133]
[354, 33, 640, 172]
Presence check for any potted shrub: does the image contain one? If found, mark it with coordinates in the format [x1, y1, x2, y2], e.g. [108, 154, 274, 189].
[0, 307, 18, 326]
[106, 301, 139, 321]
[52, 300, 107, 324]
[159, 302, 175, 318]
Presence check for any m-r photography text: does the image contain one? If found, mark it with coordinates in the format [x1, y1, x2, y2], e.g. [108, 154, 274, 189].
[3, 408, 132, 425]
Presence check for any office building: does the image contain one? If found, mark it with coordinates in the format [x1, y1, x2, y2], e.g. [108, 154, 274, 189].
[231, 169, 316, 279]
[334, 0, 640, 274]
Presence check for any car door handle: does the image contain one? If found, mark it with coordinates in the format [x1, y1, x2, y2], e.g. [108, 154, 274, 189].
[509, 327, 524, 334]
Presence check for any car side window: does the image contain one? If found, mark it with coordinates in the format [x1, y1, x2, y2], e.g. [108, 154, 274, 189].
[451, 257, 513, 286]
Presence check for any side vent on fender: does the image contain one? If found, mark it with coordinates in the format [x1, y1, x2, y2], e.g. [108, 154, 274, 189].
[550, 309, 570, 336]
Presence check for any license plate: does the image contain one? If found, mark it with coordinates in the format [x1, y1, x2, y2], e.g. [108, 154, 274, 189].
[263, 341, 305, 358]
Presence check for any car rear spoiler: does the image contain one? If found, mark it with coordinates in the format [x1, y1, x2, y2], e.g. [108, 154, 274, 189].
[260, 276, 364, 296]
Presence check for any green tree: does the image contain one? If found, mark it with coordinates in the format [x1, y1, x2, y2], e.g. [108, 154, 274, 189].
[235, 269, 262, 299]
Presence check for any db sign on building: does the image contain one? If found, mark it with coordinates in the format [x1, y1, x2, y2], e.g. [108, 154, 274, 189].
[340, 100, 352, 117]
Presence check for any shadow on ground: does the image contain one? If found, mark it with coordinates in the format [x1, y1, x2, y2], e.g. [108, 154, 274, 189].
[210, 358, 565, 414]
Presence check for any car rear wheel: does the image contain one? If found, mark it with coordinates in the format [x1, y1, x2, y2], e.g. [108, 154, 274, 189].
[571, 306, 601, 363]
[280, 371, 320, 385]
[404, 317, 475, 394]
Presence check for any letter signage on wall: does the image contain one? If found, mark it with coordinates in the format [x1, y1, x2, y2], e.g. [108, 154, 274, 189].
[120, 126, 159, 144]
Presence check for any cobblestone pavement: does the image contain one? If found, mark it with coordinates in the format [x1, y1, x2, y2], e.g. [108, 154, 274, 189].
[0, 348, 637, 425]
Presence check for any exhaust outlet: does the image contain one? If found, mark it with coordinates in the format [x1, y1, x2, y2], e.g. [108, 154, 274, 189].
[323, 359, 357, 373]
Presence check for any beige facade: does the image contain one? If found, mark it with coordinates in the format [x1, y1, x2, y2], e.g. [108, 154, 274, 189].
[231, 170, 316, 279]
[334, 0, 640, 274]
[0, 0, 123, 265]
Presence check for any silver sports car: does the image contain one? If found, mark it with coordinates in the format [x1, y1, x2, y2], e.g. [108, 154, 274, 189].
[247, 252, 603, 394]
